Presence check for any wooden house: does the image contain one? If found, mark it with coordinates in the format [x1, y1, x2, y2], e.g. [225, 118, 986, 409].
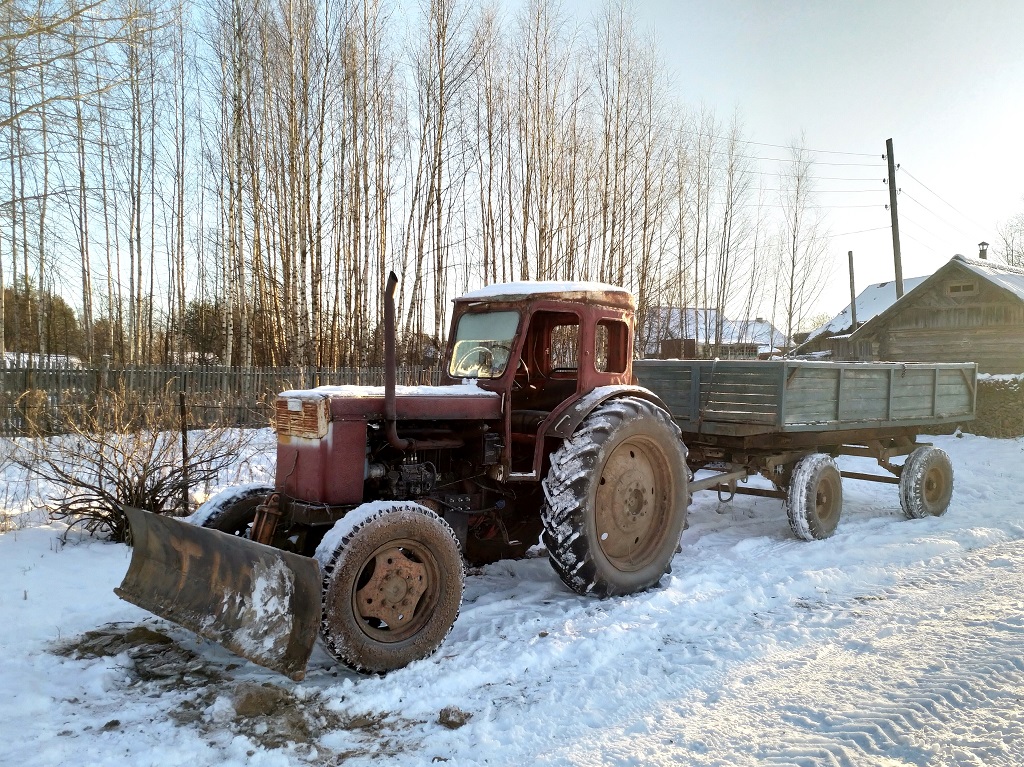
[794, 275, 928, 358]
[641, 307, 788, 359]
[847, 255, 1024, 374]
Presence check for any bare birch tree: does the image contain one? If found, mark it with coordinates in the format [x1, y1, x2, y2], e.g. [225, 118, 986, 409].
[776, 138, 831, 343]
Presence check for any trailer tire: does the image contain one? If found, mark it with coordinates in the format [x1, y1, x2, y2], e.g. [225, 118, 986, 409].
[189, 483, 274, 537]
[541, 397, 688, 598]
[786, 454, 842, 541]
[316, 503, 464, 674]
[899, 446, 954, 519]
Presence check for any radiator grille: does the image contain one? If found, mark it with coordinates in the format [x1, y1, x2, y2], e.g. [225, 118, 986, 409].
[275, 397, 329, 439]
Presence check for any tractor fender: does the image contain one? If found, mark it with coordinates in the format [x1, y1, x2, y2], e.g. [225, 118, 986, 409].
[544, 385, 673, 440]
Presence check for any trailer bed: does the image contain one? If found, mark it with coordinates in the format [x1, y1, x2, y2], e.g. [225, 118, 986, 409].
[633, 360, 977, 440]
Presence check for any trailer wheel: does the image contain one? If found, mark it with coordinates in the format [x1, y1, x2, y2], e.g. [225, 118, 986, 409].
[541, 397, 688, 598]
[899, 446, 954, 519]
[189, 483, 273, 537]
[786, 454, 842, 541]
[316, 503, 464, 674]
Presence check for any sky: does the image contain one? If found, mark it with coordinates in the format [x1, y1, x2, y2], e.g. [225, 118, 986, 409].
[565, 0, 1024, 317]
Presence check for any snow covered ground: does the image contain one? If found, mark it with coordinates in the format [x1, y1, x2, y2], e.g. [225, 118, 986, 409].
[3, 430, 1024, 766]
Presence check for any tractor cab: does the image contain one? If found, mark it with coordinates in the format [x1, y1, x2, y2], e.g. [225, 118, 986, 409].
[442, 282, 636, 478]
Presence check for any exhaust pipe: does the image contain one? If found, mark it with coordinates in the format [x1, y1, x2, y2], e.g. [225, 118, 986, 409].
[384, 272, 412, 451]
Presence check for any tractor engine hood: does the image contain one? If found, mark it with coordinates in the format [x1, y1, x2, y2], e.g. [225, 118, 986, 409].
[273, 384, 501, 507]
[277, 383, 501, 423]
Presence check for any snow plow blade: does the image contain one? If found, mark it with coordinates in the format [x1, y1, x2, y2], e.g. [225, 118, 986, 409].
[114, 506, 321, 681]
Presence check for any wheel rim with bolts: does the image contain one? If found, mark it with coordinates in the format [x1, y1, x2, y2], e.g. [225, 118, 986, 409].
[351, 539, 438, 644]
[595, 436, 671, 571]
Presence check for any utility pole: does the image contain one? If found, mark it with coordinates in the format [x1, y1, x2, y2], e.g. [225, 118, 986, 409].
[848, 251, 858, 329]
[886, 138, 904, 298]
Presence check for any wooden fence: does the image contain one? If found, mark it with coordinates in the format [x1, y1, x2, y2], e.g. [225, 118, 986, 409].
[0, 364, 442, 437]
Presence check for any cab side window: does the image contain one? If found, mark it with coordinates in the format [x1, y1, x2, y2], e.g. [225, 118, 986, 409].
[595, 319, 628, 374]
[549, 323, 579, 372]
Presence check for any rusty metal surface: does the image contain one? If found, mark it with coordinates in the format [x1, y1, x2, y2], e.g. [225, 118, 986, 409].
[354, 545, 430, 637]
[453, 287, 635, 311]
[326, 393, 502, 421]
[114, 506, 321, 680]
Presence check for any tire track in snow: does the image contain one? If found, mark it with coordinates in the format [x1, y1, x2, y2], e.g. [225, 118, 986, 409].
[551, 542, 1024, 767]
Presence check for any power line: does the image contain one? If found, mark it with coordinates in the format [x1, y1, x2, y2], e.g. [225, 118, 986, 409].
[825, 226, 891, 239]
[745, 169, 887, 182]
[573, 104, 880, 162]
[898, 214, 947, 246]
[754, 188, 886, 195]
[725, 136, 877, 157]
[900, 191, 974, 239]
[737, 202, 884, 210]
[900, 167, 989, 231]
[899, 230, 941, 255]
[898, 211, 939, 237]
[713, 150, 885, 167]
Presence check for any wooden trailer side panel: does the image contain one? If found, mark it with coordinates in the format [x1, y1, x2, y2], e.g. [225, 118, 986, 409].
[632, 360, 976, 437]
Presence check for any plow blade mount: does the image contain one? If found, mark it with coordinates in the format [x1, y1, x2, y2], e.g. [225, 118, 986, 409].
[115, 506, 322, 680]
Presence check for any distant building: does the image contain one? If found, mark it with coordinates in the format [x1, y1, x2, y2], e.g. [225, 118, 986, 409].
[0, 353, 83, 369]
[641, 307, 788, 359]
[795, 255, 1024, 373]
[795, 274, 929, 358]
[847, 255, 1024, 374]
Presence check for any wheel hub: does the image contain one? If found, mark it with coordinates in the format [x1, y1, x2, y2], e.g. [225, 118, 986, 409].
[924, 467, 944, 504]
[816, 485, 834, 520]
[355, 547, 428, 629]
[618, 472, 649, 521]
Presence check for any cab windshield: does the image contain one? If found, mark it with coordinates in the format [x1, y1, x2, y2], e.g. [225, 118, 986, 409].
[448, 310, 520, 379]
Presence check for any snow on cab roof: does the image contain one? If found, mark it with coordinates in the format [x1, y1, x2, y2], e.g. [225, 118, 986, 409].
[458, 280, 633, 304]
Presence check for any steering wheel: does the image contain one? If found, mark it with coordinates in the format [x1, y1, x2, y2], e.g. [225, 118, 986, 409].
[455, 345, 493, 375]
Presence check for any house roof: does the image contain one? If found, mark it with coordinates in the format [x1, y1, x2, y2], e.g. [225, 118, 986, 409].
[804, 275, 929, 342]
[849, 255, 1024, 340]
[641, 307, 788, 356]
[952, 254, 1024, 301]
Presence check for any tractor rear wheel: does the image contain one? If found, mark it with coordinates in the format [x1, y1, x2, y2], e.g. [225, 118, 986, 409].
[316, 502, 464, 673]
[541, 397, 688, 598]
[189, 483, 273, 537]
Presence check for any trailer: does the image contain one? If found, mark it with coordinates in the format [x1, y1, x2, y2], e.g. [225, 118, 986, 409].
[633, 359, 977, 539]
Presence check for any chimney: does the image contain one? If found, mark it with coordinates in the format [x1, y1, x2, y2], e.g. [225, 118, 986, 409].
[979, 241, 989, 260]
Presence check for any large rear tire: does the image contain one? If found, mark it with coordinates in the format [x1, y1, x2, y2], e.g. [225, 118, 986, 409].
[541, 397, 688, 598]
[786, 454, 842, 541]
[899, 446, 953, 519]
[315, 502, 464, 673]
[189, 483, 273, 537]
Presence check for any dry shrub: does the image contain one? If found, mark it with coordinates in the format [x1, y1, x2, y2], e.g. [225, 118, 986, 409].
[15, 384, 257, 543]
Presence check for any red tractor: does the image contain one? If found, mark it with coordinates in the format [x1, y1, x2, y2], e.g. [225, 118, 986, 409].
[117, 274, 688, 679]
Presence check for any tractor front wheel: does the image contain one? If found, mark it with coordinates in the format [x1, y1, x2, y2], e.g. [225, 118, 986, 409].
[315, 502, 464, 673]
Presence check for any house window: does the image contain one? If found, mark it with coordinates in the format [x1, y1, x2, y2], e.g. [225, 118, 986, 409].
[947, 282, 976, 296]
